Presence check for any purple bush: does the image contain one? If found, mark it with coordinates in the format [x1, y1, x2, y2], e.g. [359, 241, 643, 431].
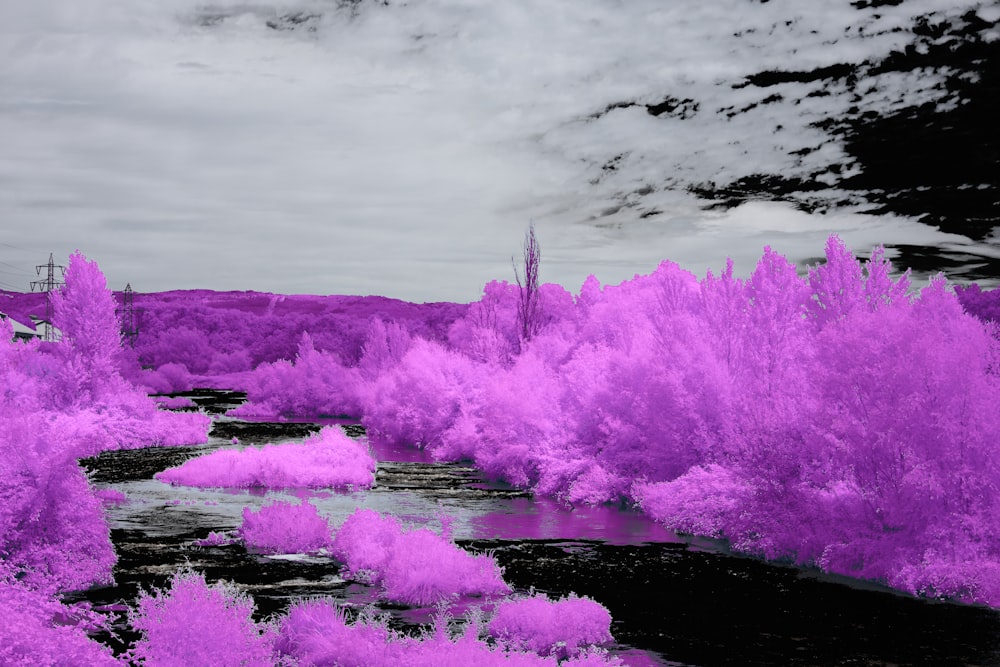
[194, 531, 235, 547]
[955, 283, 1000, 324]
[156, 426, 375, 489]
[363, 339, 478, 454]
[94, 488, 128, 506]
[0, 576, 118, 667]
[487, 594, 614, 659]
[128, 569, 278, 666]
[154, 395, 195, 409]
[130, 290, 466, 382]
[349, 236, 1000, 606]
[230, 333, 363, 419]
[633, 465, 747, 538]
[358, 317, 413, 380]
[72, 387, 210, 453]
[0, 252, 211, 601]
[330, 509, 510, 605]
[239, 499, 333, 554]
[275, 598, 620, 667]
[138, 362, 195, 394]
[0, 410, 117, 592]
[275, 599, 398, 666]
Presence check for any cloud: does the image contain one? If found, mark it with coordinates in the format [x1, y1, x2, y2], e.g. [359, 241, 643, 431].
[0, 0, 995, 301]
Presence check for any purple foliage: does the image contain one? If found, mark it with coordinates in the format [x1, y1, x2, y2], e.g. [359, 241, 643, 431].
[171, 234, 1000, 606]
[94, 488, 128, 506]
[364, 338, 478, 455]
[138, 362, 195, 395]
[127, 569, 278, 667]
[155, 426, 375, 490]
[194, 531, 235, 547]
[358, 317, 413, 381]
[330, 509, 510, 605]
[239, 499, 333, 554]
[0, 409, 117, 592]
[128, 290, 466, 381]
[487, 593, 614, 659]
[0, 251, 208, 605]
[48, 251, 123, 405]
[230, 333, 363, 419]
[350, 236, 1000, 605]
[7, 232, 1000, 664]
[0, 576, 118, 667]
[154, 395, 195, 409]
[955, 282, 1000, 325]
[633, 465, 747, 538]
[275, 598, 618, 667]
[275, 600, 399, 666]
[447, 280, 521, 365]
[69, 388, 210, 453]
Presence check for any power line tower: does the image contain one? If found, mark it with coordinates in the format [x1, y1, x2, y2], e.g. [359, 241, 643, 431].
[117, 282, 139, 348]
[30, 253, 65, 342]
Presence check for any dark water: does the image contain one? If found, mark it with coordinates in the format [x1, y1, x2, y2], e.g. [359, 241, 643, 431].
[76, 390, 1000, 666]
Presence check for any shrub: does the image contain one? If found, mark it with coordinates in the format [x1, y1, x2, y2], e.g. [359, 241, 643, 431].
[330, 509, 510, 605]
[274, 600, 397, 667]
[94, 488, 127, 506]
[154, 395, 195, 409]
[128, 569, 277, 667]
[362, 339, 476, 453]
[0, 576, 118, 667]
[0, 411, 116, 592]
[240, 499, 333, 554]
[229, 333, 362, 419]
[276, 599, 578, 667]
[487, 594, 614, 659]
[632, 465, 747, 538]
[156, 426, 375, 489]
[140, 362, 195, 394]
[194, 531, 235, 547]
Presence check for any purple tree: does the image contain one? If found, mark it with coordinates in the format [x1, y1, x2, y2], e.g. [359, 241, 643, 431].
[50, 251, 123, 403]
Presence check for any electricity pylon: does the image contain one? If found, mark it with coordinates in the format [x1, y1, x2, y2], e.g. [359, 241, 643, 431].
[30, 253, 65, 342]
[118, 283, 139, 347]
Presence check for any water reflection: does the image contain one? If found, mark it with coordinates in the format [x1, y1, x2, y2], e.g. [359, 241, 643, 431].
[470, 497, 678, 546]
[102, 475, 677, 547]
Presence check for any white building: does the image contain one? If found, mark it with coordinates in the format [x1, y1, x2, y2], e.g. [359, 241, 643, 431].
[1, 312, 41, 341]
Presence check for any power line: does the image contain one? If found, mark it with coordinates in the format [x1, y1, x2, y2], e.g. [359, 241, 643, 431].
[0, 241, 38, 253]
[0, 259, 32, 276]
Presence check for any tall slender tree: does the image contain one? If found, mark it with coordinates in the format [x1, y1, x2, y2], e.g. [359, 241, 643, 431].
[513, 223, 542, 344]
[50, 251, 122, 401]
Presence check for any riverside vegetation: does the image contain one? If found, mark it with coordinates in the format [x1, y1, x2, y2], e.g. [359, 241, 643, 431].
[2, 238, 1000, 664]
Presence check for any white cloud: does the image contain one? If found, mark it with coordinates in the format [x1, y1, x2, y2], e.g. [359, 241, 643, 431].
[0, 0, 995, 301]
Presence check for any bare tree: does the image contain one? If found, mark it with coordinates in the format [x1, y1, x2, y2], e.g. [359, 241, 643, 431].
[513, 223, 542, 343]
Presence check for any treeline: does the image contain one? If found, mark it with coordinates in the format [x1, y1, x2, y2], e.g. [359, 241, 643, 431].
[1, 253, 631, 665]
[1, 253, 210, 662]
[125, 290, 466, 392]
[230, 236, 1000, 606]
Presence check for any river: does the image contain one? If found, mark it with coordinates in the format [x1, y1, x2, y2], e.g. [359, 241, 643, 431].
[75, 390, 1000, 666]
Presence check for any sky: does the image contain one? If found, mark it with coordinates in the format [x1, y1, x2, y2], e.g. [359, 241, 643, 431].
[1, 0, 998, 303]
